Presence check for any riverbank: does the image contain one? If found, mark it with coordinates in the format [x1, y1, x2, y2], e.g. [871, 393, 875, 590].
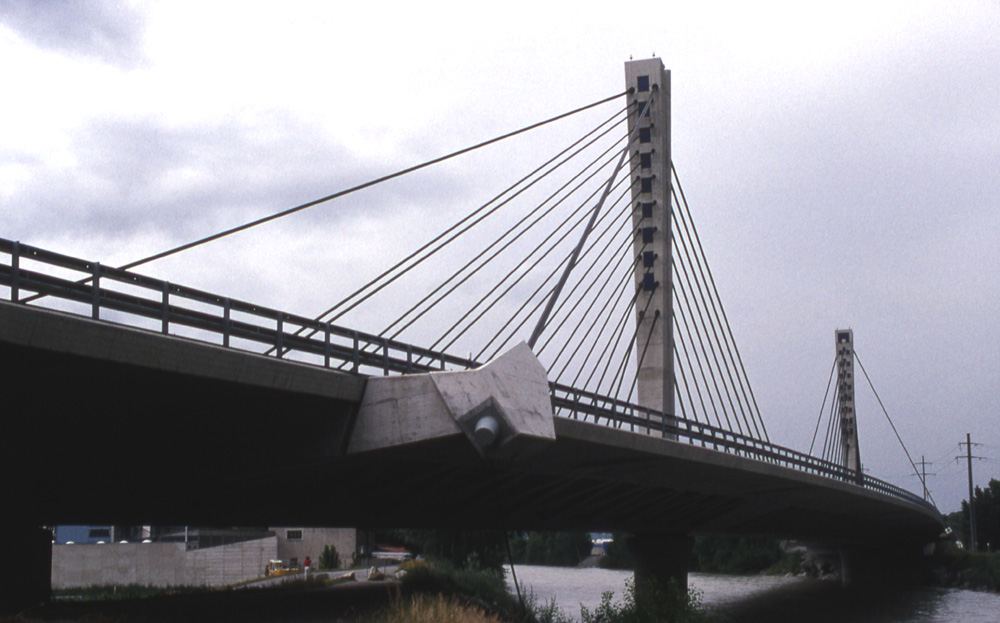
[930, 550, 1000, 592]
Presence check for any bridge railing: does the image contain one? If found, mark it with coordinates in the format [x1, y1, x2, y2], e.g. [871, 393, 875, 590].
[0, 238, 477, 378]
[0, 237, 936, 514]
[549, 382, 936, 512]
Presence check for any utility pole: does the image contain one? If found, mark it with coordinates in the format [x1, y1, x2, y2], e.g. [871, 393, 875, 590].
[913, 455, 934, 501]
[959, 433, 985, 552]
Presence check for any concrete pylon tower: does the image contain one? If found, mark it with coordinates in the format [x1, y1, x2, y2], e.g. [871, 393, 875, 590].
[835, 329, 862, 477]
[625, 59, 674, 429]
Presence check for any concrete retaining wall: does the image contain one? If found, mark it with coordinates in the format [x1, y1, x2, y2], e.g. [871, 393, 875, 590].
[52, 537, 277, 588]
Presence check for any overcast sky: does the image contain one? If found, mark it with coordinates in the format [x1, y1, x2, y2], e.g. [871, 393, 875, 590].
[2, 1, 998, 514]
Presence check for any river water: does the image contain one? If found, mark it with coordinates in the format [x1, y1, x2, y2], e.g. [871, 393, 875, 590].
[505, 565, 1000, 622]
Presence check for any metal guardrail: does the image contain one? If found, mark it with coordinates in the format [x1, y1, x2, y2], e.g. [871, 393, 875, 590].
[0, 237, 937, 514]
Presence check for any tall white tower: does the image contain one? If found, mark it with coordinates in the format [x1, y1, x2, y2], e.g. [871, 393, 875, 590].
[835, 329, 862, 476]
[625, 59, 674, 431]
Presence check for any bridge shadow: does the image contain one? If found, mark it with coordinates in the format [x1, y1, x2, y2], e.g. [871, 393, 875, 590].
[18, 581, 401, 623]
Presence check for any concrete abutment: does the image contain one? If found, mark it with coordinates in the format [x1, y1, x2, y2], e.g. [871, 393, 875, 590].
[0, 525, 51, 614]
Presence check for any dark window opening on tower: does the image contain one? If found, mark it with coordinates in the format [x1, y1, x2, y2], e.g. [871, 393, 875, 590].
[639, 127, 651, 143]
[642, 272, 656, 291]
[638, 75, 650, 92]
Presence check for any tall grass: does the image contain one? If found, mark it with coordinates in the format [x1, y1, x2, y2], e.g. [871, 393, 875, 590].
[362, 594, 504, 623]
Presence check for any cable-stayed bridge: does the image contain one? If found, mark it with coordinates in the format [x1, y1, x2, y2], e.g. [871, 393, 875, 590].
[0, 59, 943, 609]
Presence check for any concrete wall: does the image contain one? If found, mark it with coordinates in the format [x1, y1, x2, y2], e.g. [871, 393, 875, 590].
[274, 527, 355, 569]
[52, 537, 277, 588]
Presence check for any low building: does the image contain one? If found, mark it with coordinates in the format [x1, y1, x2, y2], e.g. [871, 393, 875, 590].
[274, 527, 355, 569]
[51, 526, 356, 588]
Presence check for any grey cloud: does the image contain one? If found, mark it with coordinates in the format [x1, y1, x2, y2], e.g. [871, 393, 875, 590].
[5, 112, 477, 246]
[0, 0, 147, 68]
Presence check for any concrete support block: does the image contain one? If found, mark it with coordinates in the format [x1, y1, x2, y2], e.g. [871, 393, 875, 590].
[0, 526, 51, 614]
[348, 343, 555, 457]
[627, 532, 692, 594]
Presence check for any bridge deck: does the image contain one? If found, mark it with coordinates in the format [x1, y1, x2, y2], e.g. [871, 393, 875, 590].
[1, 301, 942, 545]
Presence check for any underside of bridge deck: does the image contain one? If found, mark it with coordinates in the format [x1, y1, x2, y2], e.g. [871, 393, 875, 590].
[2, 302, 942, 546]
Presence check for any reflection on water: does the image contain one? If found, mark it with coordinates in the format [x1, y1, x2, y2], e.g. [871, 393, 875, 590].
[506, 564, 1000, 622]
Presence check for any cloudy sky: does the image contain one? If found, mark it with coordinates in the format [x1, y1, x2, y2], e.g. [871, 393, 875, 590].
[2, 1, 998, 514]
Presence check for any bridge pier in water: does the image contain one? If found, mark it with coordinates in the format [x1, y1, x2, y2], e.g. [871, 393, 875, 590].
[627, 532, 693, 594]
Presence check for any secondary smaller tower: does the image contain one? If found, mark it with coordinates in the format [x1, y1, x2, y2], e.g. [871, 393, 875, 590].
[835, 329, 861, 478]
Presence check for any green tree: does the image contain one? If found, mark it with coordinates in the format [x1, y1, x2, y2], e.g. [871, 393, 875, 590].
[690, 535, 782, 574]
[319, 544, 340, 570]
[512, 531, 592, 566]
[962, 478, 1000, 552]
[380, 529, 507, 571]
[598, 533, 635, 570]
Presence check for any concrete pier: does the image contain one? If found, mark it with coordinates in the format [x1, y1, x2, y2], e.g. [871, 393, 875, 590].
[628, 532, 693, 594]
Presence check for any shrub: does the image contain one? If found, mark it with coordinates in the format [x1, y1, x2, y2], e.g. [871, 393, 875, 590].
[580, 578, 713, 623]
[319, 544, 341, 570]
[361, 593, 504, 623]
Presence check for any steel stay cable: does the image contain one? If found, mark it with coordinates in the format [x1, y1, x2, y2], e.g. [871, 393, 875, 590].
[547, 224, 643, 380]
[610, 287, 657, 402]
[569, 262, 638, 393]
[552, 245, 639, 385]
[671, 187, 756, 439]
[854, 350, 922, 482]
[549, 242, 638, 382]
[281, 106, 630, 359]
[479, 179, 636, 362]
[672, 163, 769, 441]
[575, 286, 640, 410]
[545, 234, 643, 376]
[672, 261, 725, 430]
[434, 182, 619, 354]
[381, 123, 629, 340]
[409, 137, 628, 346]
[322, 105, 630, 325]
[427, 164, 629, 360]
[531, 181, 636, 356]
[625, 309, 660, 404]
[470, 180, 628, 362]
[528, 95, 653, 349]
[592, 284, 647, 400]
[822, 383, 840, 464]
[536, 202, 636, 358]
[22, 92, 628, 308]
[672, 365, 688, 420]
[446, 177, 631, 358]
[382, 176, 612, 367]
[671, 228, 737, 433]
[672, 165, 759, 430]
[669, 307, 701, 423]
[810, 356, 838, 455]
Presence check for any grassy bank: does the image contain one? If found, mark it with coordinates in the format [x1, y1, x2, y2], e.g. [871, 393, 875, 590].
[932, 551, 1000, 592]
[380, 560, 718, 623]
